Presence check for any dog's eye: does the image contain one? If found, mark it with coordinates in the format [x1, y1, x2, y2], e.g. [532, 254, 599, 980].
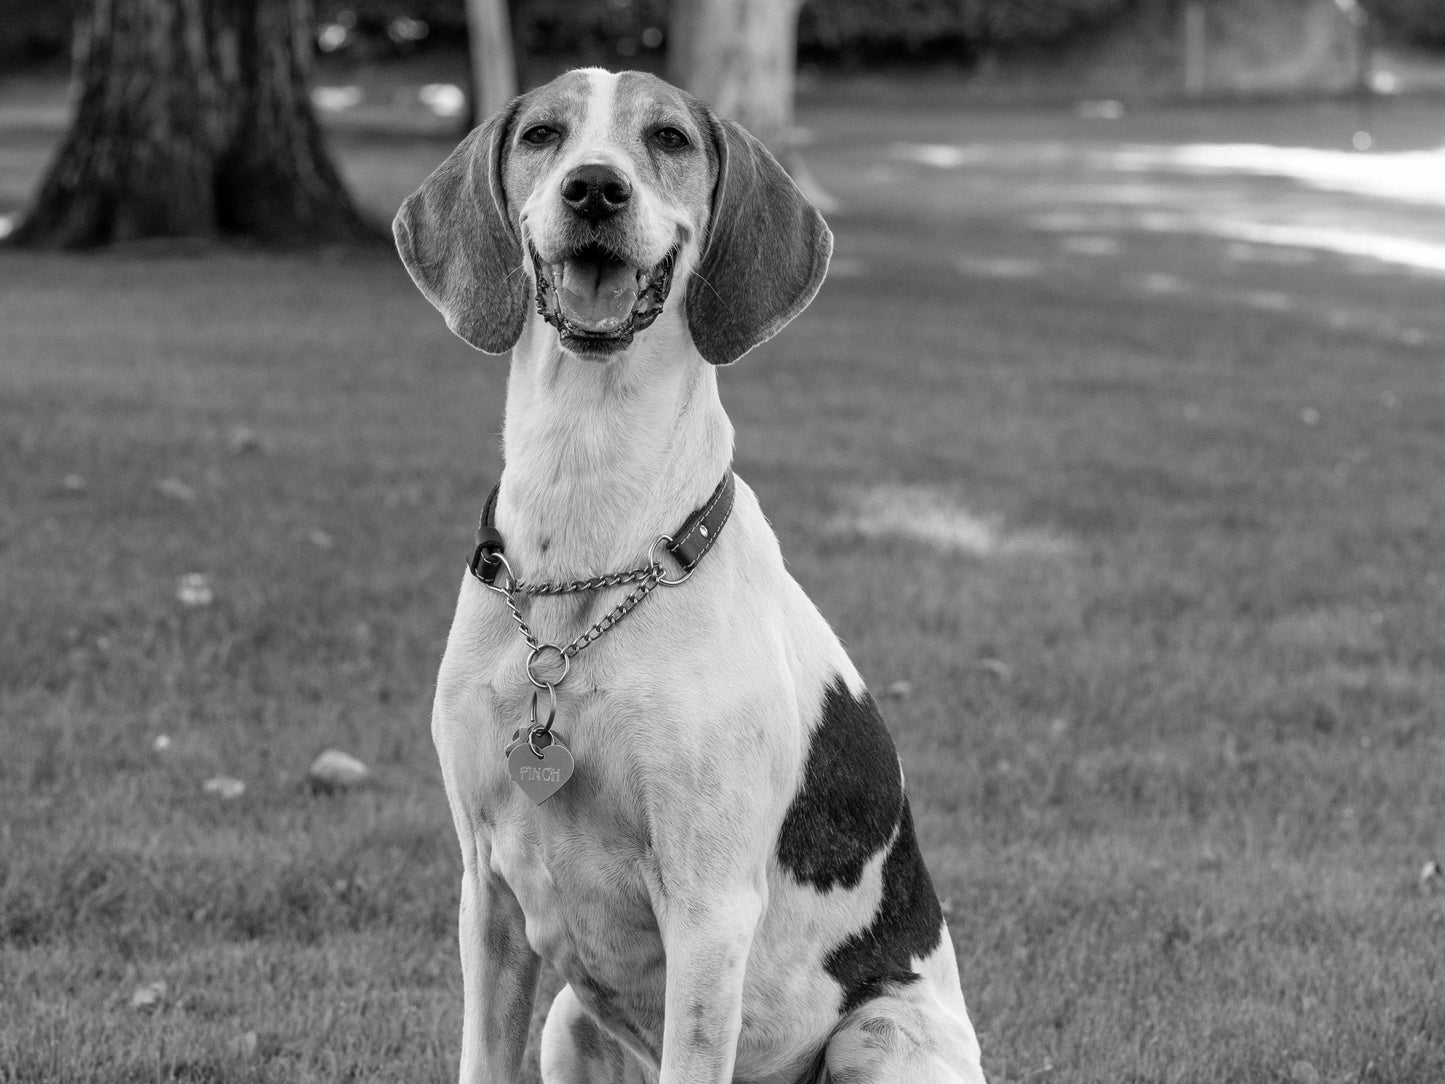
[651, 127, 689, 150]
[521, 125, 560, 146]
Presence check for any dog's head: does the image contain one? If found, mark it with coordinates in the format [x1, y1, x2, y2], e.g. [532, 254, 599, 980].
[393, 69, 832, 365]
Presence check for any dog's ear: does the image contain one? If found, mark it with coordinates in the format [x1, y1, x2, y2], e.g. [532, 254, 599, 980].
[393, 101, 526, 354]
[686, 111, 833, 366]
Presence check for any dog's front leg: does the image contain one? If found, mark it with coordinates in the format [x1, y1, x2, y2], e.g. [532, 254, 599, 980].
[457, 860, 540, 1084]
[655, 888, 764, 1084]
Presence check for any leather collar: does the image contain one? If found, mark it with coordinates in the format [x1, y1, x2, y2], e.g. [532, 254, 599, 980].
[469, 470, 736, 587]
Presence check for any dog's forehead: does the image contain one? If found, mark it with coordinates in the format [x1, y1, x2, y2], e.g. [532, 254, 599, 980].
[517, 69, 595, 126]
[517, 69, 698, 139]
[610, 71, 697, 130]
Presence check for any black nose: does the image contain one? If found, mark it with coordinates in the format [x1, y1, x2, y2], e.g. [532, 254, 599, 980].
[560, 164, 632, 223]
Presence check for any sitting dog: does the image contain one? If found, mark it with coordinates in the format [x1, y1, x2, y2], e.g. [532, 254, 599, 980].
[394, 68, 987, 1084]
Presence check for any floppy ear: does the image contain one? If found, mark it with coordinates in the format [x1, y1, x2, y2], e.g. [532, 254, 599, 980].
[686, 112, 833, 366]
[392, 101, 526, 354]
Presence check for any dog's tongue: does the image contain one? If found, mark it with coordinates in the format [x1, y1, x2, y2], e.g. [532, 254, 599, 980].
[556, 258, 639, 333]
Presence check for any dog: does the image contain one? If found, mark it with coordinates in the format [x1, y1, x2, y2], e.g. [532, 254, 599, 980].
[394, 68, 987, 1084]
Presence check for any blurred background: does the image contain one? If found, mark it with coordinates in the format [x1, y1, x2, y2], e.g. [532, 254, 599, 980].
[5, 0, 1445, 244]
[4, 0, 1445, 246]
[2, 2, 1443, 1082]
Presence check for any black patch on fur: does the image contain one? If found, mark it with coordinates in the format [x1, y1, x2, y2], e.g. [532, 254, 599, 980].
[824, 799, 944, 1014]
[776, 679, 904, 891]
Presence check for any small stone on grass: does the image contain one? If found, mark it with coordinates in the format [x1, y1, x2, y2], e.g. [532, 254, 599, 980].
[177, 573, 214, 607]
[203, 776, 246, 800]
[130, 980, 167, 1011]
[308, 749, 370, 793]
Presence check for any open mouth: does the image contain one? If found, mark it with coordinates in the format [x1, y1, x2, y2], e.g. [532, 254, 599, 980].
[532, 242, 677, 355]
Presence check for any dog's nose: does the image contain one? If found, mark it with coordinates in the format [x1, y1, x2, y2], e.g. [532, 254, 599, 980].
[560, 164, 632, 223]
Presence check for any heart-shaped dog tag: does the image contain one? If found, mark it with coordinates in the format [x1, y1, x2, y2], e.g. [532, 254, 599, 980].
[507, 733, 574, 804]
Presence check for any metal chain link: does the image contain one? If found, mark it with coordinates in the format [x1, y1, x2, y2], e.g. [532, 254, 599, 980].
[483, 551, 666, 665]
[563, 568, 664, 656]
[513, 563, 658, 596]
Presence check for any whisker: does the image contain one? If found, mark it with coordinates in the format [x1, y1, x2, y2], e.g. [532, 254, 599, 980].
[690, 269, 728, 307]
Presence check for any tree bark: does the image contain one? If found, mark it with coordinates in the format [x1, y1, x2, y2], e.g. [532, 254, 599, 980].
[213, 0, 374, 242]
[465, 0, 518, 128]
[667, 0, 802, 150]
[10, 0, 377, 248]
[667, 0, 834, 211]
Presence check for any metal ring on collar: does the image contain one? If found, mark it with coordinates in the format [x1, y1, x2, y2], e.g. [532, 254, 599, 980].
[526, 643, 570, 689]
[529, 686, 557, 740]
[526, 727, 554, 759]
[650, 534, 693, 586]
[480, 550, 517, 595]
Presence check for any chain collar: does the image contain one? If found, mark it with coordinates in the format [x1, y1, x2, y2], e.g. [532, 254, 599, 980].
[467, 470, 736, 686]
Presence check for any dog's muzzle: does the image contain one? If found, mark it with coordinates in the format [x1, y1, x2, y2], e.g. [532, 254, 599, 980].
[532, 242, 677, 356]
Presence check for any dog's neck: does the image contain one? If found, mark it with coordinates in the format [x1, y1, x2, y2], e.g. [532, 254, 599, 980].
[496, 317, 734, 582]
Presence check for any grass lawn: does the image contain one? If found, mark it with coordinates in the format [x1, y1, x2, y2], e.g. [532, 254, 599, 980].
[2, 82, 1443, 1083]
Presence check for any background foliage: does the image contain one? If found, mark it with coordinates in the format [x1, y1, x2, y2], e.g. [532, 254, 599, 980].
[798, 0, 1131, 62]
[1368, 0, 1445, 47]
[4, 0, 1445, 65]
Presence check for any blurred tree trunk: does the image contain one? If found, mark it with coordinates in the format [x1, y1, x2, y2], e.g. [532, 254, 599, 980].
[667, 0, 834, 209]
[213, 0, 375, 241]
[465, 0, 517, 128]
[667, 0, 801, 150]
[10, 0, 376, 248]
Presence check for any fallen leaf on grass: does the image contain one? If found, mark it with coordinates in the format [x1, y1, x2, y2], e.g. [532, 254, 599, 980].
[129, 980, 167, 1011]
[970, 658, 1013, 683]
[62, 474, 86, 492]
[152, 734, 172, 752]
[203, 776, 246, 800]
[157, 477, 197, 502]
[307, 528, 335, 550]
[1422, 859, 1443, 893]
[883, 680, 913, 700]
